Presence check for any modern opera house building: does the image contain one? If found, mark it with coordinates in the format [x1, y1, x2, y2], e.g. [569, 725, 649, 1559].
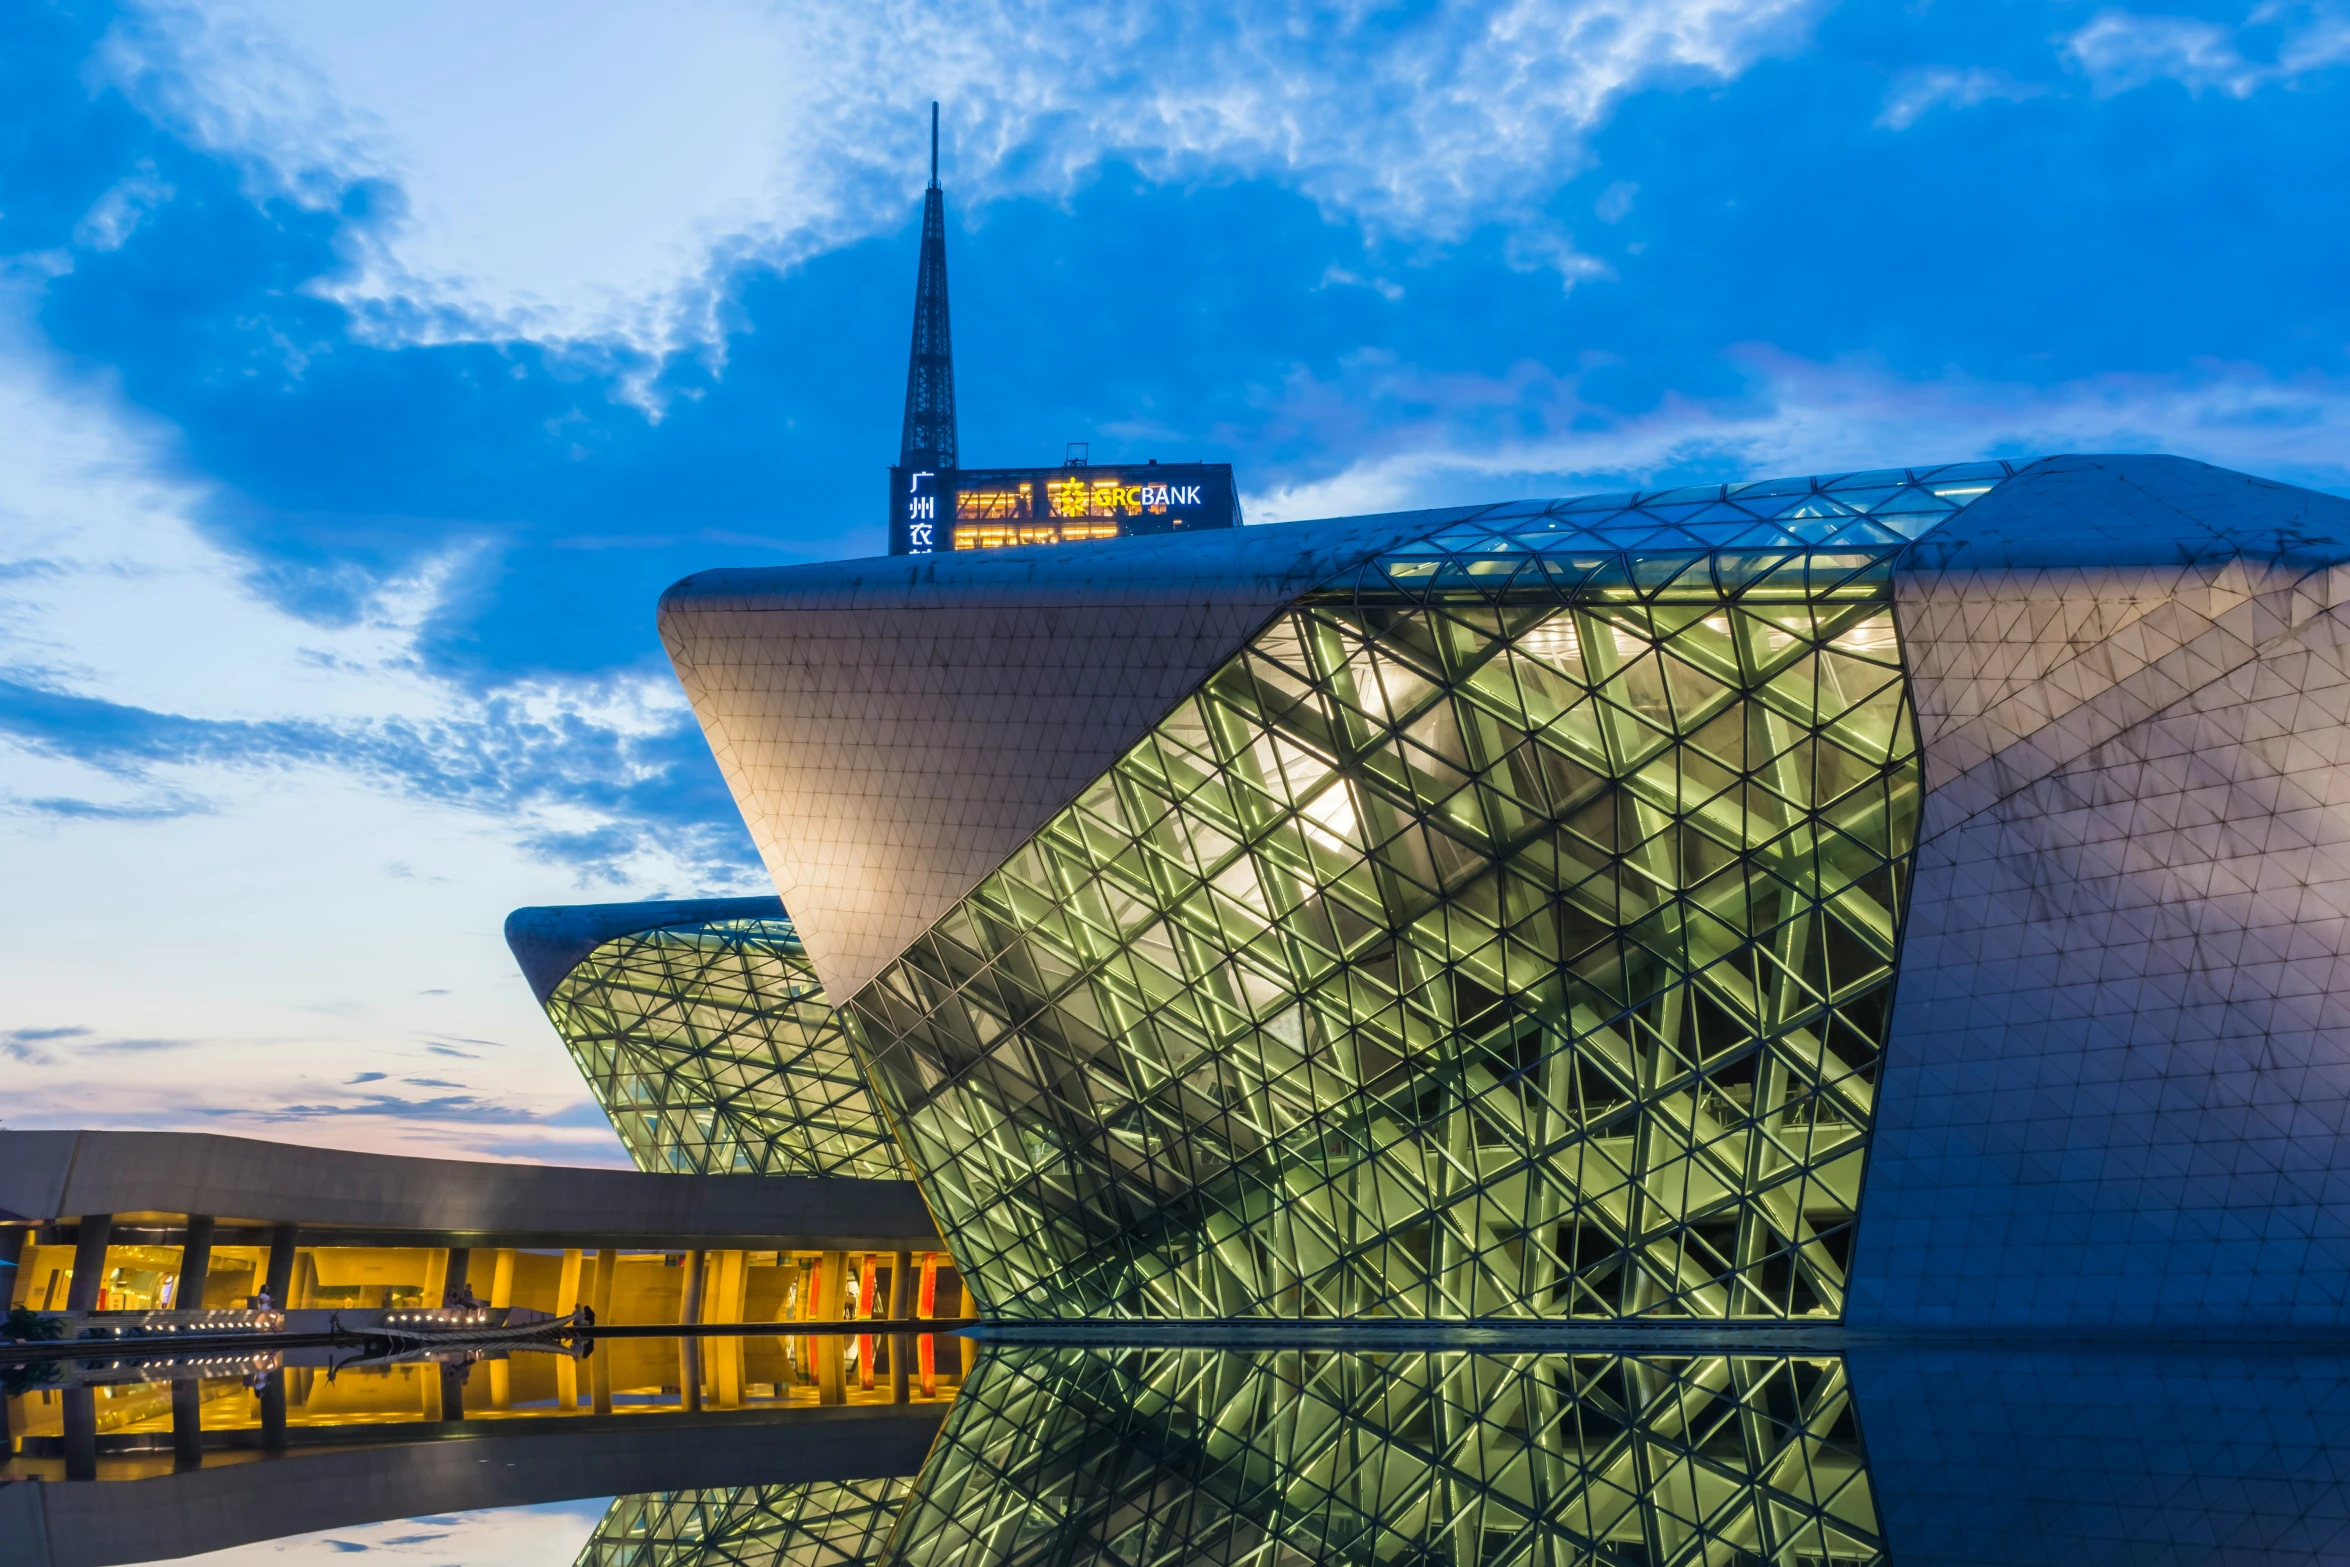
[539, 451, 2350, 1331]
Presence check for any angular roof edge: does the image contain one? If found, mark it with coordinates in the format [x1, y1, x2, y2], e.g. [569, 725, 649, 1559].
[655, 504, 1487, 612]
[1913, 454, 2350, 571]
[504, 896, 788, 1007]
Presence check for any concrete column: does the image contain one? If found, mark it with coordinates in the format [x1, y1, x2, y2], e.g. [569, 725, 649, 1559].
[171, 1378, 204, 1470]
[0, 1227, 26, 1309]
[822, 1252, 848, 1319]
[679, 1340, 703, 1412]
[680, 1249, 706, 1325]
[263, 1225, 298, 1308]
[62, 1385, 97, 1480]
[178, 1217, 216, 1312]
[714, 1250, 748, 1324]
[554, 1253, 582, 1407]
[813, 1331, 845, 1405]
[891, 1333, 911, 1403]
[439, 1361, 466, 1420]
[890, 1250, 912, 1320]
[711, 1336, 743, 1409]
[487, 1248, 516, 1308]
[66, 1215, 112, 1312]
[589, 1248, 616, 1323]
[591, 1343, 613, 1416]
[442, 1248, 472, 1307]
[259, 1370, 288, 1452]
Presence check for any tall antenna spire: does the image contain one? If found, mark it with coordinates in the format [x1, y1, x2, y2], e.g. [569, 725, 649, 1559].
[899, 100, 956, 473]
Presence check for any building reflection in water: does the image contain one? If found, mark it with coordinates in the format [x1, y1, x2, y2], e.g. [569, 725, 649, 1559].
[887, 1348, 1879, 1567]
[563, 1349, 1878, 1567]
[17, 1344, 2350, 1567]
[581, 1479, 918, 1567]
[3, 1331, 968, 1481]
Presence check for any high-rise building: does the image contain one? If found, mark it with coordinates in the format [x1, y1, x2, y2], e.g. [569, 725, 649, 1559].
[661, 453, 2350, 1328]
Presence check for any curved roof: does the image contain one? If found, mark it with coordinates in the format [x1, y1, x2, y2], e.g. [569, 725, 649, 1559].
[503, 895, 786, 1005]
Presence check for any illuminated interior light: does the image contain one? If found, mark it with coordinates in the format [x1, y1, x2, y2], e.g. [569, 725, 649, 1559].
[1517, 616, 1583, 668]
[1298, 781, 1362, 852]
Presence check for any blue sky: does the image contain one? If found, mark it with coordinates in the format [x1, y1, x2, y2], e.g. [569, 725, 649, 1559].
[4, 0, 2348, 1161]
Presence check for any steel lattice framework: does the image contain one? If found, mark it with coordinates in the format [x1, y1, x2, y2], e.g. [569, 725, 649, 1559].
[883, 1346, 1884, 1567]
[843, 468, 2023, 1318]
[548, 916, 907, 1179]
[580, 1480, 916, 1567]
[898, 104, 955, 474]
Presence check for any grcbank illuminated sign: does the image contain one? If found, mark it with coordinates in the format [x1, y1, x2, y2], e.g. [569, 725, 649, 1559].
[889, 461, 1239, 554]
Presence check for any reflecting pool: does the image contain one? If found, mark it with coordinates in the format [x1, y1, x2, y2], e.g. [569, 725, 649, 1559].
[7, 1337, 2349, 1567]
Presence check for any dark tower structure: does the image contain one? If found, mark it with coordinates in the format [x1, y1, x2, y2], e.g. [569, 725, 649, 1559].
[882, 102, 1234, 554]
[888, 105, 955, 551]
[901, 103, 956, 471]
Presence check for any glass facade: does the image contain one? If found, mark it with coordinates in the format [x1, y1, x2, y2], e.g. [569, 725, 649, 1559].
[889, 1346, 1882, 1566]
[579, 1481, 916, 1567]
[847, 467, 2017, 1319]
[548, 915, 907, 1179]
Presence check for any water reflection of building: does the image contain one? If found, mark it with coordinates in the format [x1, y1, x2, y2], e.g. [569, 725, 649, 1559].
[579, 1479, 915, 1567]
[664, 453, 2350, 1329]
[4, 1371, 950, 1564]
[7, 1330, 965, 1485]
[20, 1342, 2350, 1567]
[885, 1347, 1883, 1567]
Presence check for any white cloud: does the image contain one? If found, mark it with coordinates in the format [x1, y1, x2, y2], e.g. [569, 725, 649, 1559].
[1876, 66, 2045, 129]
[72, 163, 176, 251]
[0, 321, 759, 1162]
[2063, 4, 2350, 98]
[1244, 349, 2350, 521]
[99, 0, 1824, 354]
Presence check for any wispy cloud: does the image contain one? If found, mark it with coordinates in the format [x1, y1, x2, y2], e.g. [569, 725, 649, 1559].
[1878, 67, 2046, 129]
[0, 352, 758, 887]
[100, 0, 1826, 353]
[2063, 5, 2350, 98]
[1248, 351, 2350, 521]
[259, 1093, 522, 1123]
[3, 1026, 89, 1065]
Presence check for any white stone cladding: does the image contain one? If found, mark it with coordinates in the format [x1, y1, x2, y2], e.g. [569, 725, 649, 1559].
[1854, 457, 2350, 1326]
